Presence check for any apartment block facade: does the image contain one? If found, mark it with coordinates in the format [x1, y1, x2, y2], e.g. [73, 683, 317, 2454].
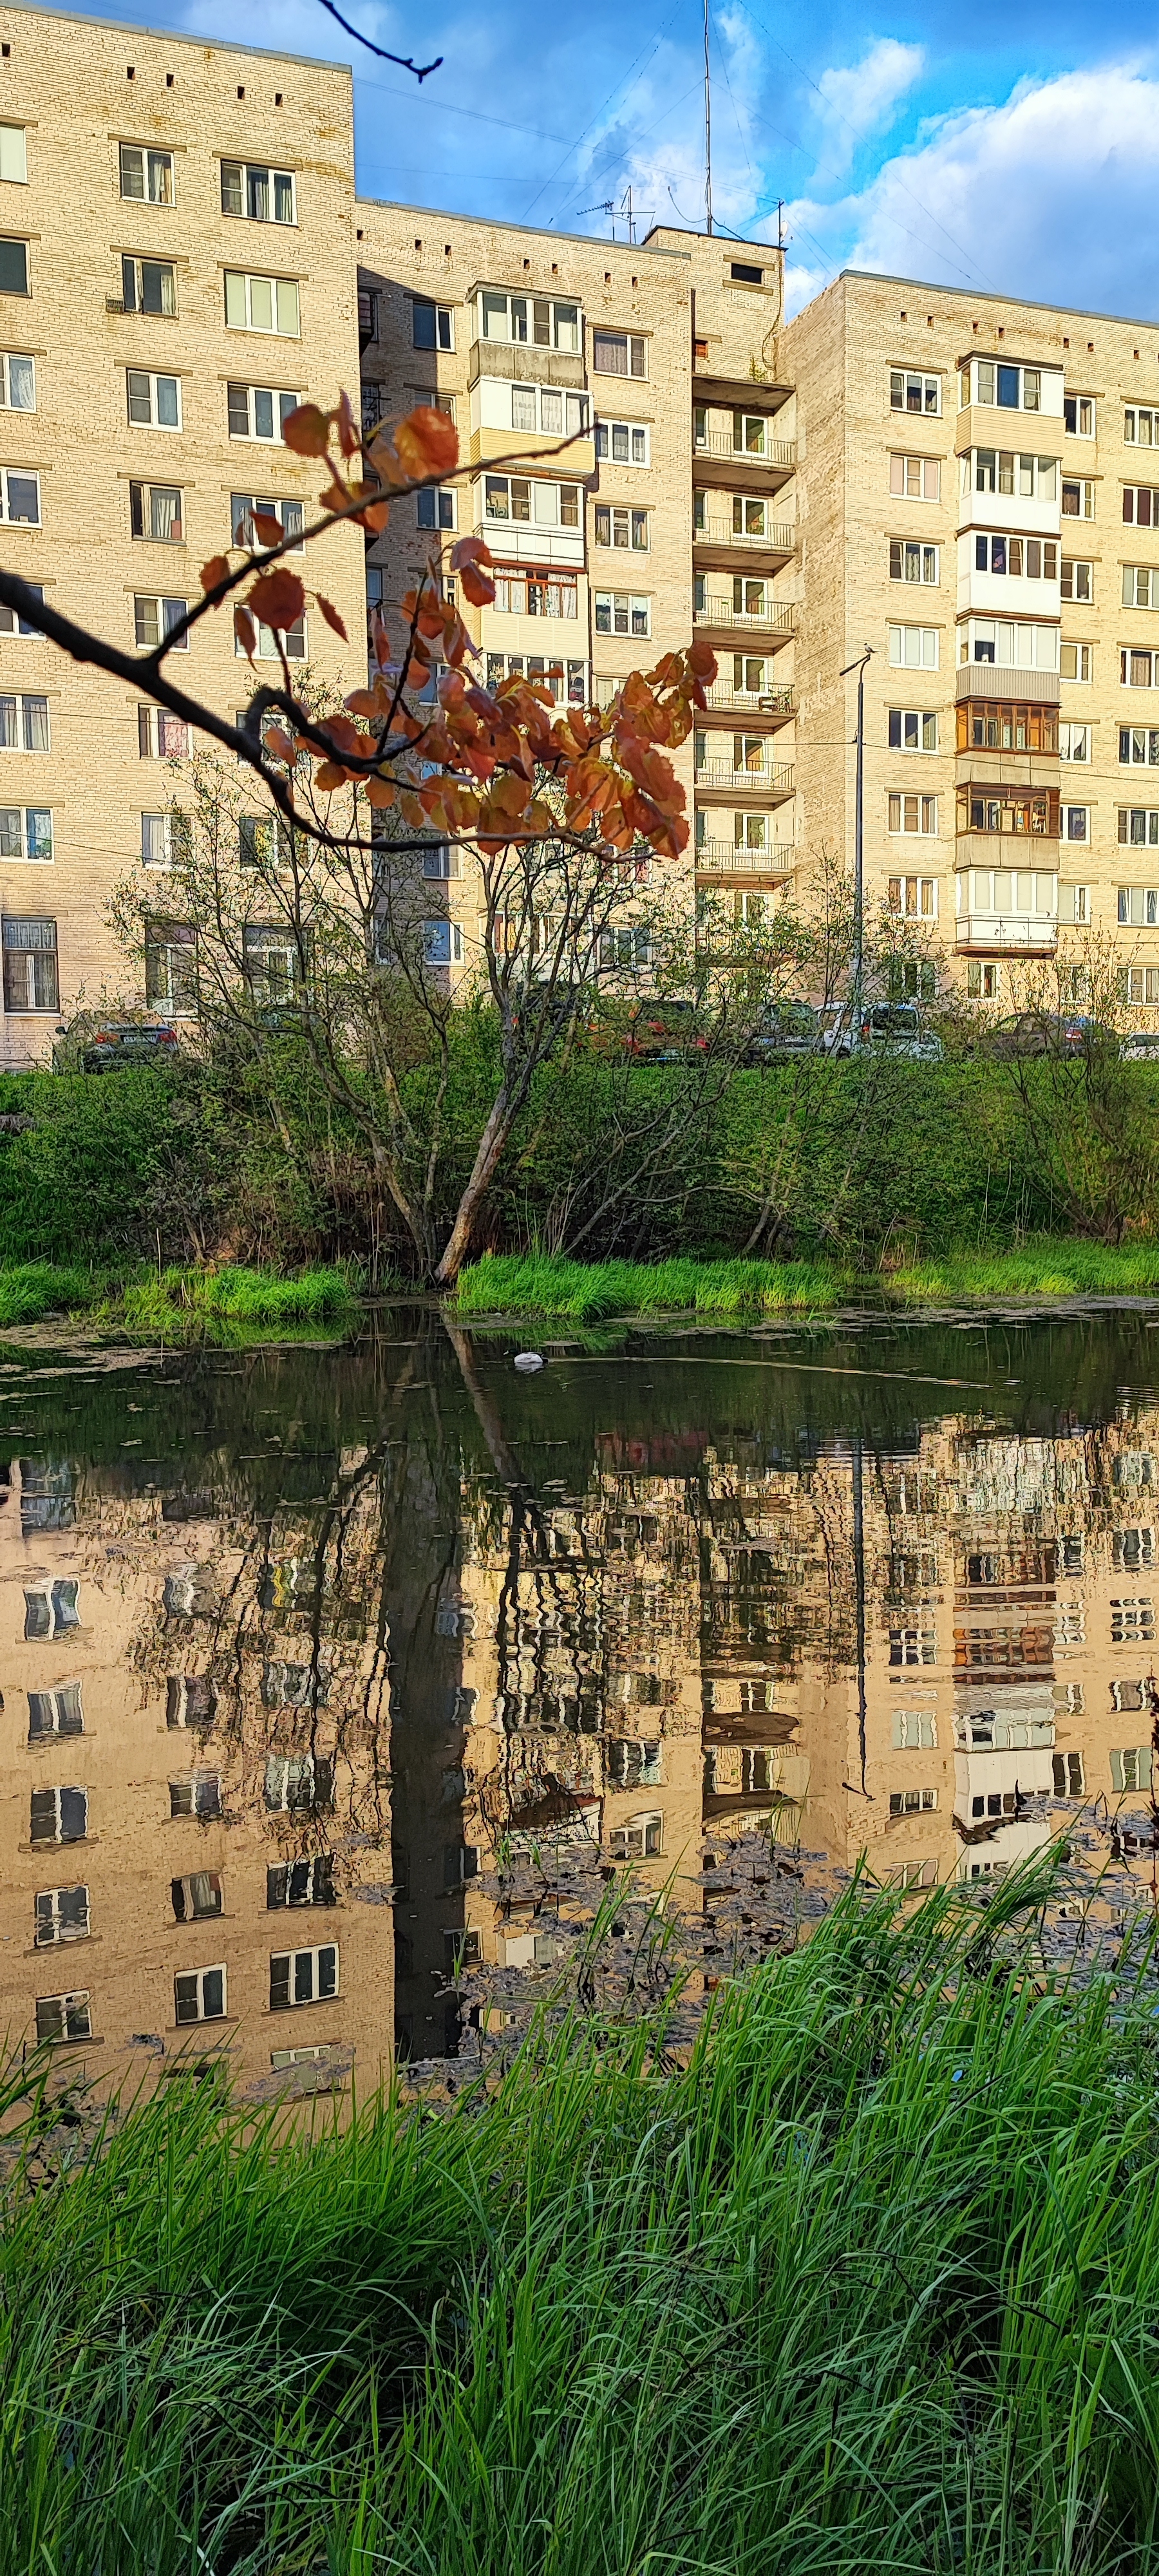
[0, 3, 1157, 1051]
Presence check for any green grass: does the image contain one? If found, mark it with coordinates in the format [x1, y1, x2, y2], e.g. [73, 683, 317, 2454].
[5, 1869, 1159, 2573]
[0, 1260, 361, 1339]
[0, 1259, 100, 1325]
[455, 1239, 1159, 1320]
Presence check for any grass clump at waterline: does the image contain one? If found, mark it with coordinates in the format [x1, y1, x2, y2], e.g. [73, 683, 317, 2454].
[454, 1249, 849, 1319]
[888, 1233, 1159, 1303]
[112, 1262, 360, 1335]
[7, 1870, 1159, 2575]
[0, 1259, 100, 1325]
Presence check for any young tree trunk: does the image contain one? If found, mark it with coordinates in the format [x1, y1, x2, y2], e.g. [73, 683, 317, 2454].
[433, 1085, 522, 1287]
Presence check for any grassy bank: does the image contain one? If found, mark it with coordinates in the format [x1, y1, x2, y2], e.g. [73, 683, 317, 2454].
[456, 1238, 1159, 1320]
[5, 1871, 1159, 2573]
[0, 1258, 359, 1336]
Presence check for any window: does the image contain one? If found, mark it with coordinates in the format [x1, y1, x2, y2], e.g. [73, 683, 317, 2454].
[28, 1685, 83, 1740]
[1123, 649, 1159, 689]
[1053, 1752, 1086, 1797]
[417, 487, 455, 531]
[1120, 727, 1159, 767]
[959, 790, 1055, 838]
[592, 328, 646, 377]
[1, 796, 50, 867]
[972, 450, 1059, 499]
[120, 142, 173, 203]
[480, 290, 578, 351]
[1111, 1747, 1153, 1792]
[264, 1753, 332, 1812]
[30, 1786, 86, 1844]
[891, 1709, 936, 1747]
[888, 1788, 938, 1814]
[959, 618, 1060, 670]
[357, 287, 378, 343]
[141, 811, 191, 866]
[1124, 567, 1159, 611]
[1113, 1596, 1157, 1643]
[267, 1856, 335, 1907]
[484, 475, 579, 530]
[596, 417, 649, 466]
[243, 922, 300, 995]
[606, 1739, 662, 1788]
[1059, 723, 1090, 762]
[1061, 640, 1092, 683]
[968, 961, 1001, 998]
[420, 842, 457, 878]
[1119, 807, 1159, 846]
[270, 1943, 339, 2007]
[121, 255, 176, 318]
[889, 625, 938, 668]
[0, 580, 41, 639]
[1116, 1528, 1156, 1569]
[174, 1964, 226, 2023]
[169, 1772, 222, 1819]
[0, 350, 33, 410]
[227, 381, 300, 442]
[412, 296, 453, 350]
[224, 271, 299, 336]
[1062, 478, 1094, 519]
[890, 370, 940, 415]
[890, 539, 939, 585]
[1060, 560, 1092, 601]
[493, 565, 577, 619]
[594, 504, 648, 551]
[130, 481, 182, 542]
[230, 493, 303, 552]
[1126, 410, 1159, 445]
[889, 453, 939, 500]
[972, 359, 1041, 411]
[145, 919, 196, 1010]
[1064, 395, 1095, 436]
[238, 612, 306, 659]
[888, 795, 938, 835]
[0, 466, 37, 524]
[238, 813, 294, 867]
[3, 915, 57, 1009]
[1062, 804, 1089, 842]
[0, 238, 28, 296]
[134, 595, 188, 655]
[35, 1990, 91, 2043]
[24, 1579, 79, 1640]
[484, 652, 587, 705]
[221, 160, 295, 223]
[594, 591, 649, 637]
[972, 534, 1057, 580]
[139, 715, 188, 775]
[608, 1812, 662, 1859]
[34, 1885, 88, 1947]
[424, 918, 463, 965]
[888, 710, 937, 752]
[888, 874, 938, 914]
[171, 1871, 222, 1920]
[0, 692, 47, 748]
[127, 368, 182, 431]
[1124, 486, 1159, 528]
[1117, 886, 1159, 925]
[166, 1675, 216, 1727]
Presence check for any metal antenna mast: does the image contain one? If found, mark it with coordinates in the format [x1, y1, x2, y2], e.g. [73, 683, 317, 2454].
[703, 0, 713, 233]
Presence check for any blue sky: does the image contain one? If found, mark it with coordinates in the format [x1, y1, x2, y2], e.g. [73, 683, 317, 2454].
[65, 0, 1159, 317]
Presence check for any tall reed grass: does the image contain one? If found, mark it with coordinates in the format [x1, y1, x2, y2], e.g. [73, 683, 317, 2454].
[455, 1239, 1159, 1321]
[4, 1871, 1159, 2573]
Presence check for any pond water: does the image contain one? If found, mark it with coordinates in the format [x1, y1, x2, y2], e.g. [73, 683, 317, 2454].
[2, 1305, 1157, 2099]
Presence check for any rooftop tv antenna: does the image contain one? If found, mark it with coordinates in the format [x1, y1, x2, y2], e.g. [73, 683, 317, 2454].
[704, 0, 713, 233]
[578, 185, 637, 243]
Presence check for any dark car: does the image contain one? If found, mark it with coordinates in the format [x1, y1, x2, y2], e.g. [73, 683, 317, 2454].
[984, 1011, 1118, 1059]
[746, 1000, 821, 1065]
[56, 1019, 182, 1075]
[623, 999, 706, 1063]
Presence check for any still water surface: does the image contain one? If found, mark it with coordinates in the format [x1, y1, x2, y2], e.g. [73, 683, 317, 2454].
[3, 1306, 1157, 2096]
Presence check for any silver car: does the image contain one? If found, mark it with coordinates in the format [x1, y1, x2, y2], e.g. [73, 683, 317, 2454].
[851, 1001, 943, 1062]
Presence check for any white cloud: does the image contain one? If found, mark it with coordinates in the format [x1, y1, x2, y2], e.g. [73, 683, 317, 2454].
[814, 38, 923, 179]
[786, 61, 1159, 318]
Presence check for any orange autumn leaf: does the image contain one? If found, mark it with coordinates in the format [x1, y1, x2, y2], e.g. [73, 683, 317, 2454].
[233, 604, 257, 659]
[394, 404, 459, 482]
[688, 640, 717, 680]
[201, 554, 231, 592]
[314, 759, 351, 791]
[263, 727, 297, 764]
[450, 535, 493, 572]
[250, 509, 283, 549]
[247, 568, 305, 631]
[282, 402, 332, 457]
[335, 389, 361, 460]
[364, 775, 398, 808]
[316, 594, 348, 641]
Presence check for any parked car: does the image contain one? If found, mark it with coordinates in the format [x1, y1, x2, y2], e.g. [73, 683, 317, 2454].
[746, 1000, 821, 1065]
[54, 1017, 182, 1074]
[983, 1010, 1118, 1059]
[1122, 1029, 1159, 1061]
[623, 998, 706, 1063]
[842, 1002, 943, 1062]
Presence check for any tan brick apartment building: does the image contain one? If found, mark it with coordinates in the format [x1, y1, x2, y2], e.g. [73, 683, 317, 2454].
[0, 0, 1158, 1050]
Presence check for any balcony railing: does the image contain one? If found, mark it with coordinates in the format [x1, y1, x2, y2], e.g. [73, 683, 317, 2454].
[956, 912, 1058, 951]
[695, 433, 796, 469]
[693, 519, 795, 552]
[696, 841, 795, 872]
[695, 760, 795, 795]
[693, 600, 795, 634]
[704, 683, 795, 718]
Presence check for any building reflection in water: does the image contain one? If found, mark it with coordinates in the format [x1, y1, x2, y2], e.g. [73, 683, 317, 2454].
[1, 1320, 1157, 2097]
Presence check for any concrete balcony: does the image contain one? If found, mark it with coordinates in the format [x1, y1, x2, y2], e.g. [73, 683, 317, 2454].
[695, 840, 795, 877]
[693, 517, 796, 574]
[693, 430, 795, 472]
[467, 338, 586, 392]
[955, 911, 1059, 952]
[693, 597, 795, 643]
[702, 682, 795, 729]
[695, 757, 795, 800]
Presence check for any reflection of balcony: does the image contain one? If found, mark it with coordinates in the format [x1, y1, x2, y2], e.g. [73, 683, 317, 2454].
[695, 757, 795, 801]
[695, 840, 795, 876]
[693, 597, 795, 641]
[956, 912, 1059, 952]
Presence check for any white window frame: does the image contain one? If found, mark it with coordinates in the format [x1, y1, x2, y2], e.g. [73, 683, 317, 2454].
[887, 870, 938, 914]
[220, 160, 296, 225]
[171, 1870, 223, 1920]
[30, 1785, 87, 1844]
[1126, 410, 1159, 447]
[972, 533, 1057, 580]
[121, 254, 176, 317]
[889, 452, 939, 500]
[237, 614, 306, 661]
[1122, 649, 1159, 690]
[224, 270, 300, 337]
[269, 1942, 339, 2007]
[141, 810, 191, 866]
[127, 368, 182, 431]
[1124, 566, 1159, 611]
[1118, 807, 1159, 848]
[3, 913, 57, 1009]
[227, 381, 301, 441]
[24, 1579, 80, 1640]
[0, 125, 26, 185]
[0, 806, 53, 864]
[887, 795, 938, 838]
[134, 594, 189, 653]
[264, 1752, 332, 1813]
[129, 480, 183, 544]
[970, 359, 1042, 413]
[144, 918, 196, 1012]
[174, 1963, 227, 2024]
[1060, 559, 1092, 602]
[595, 417, 649, 466]
[967, 961, 1001, 998]
[138, 708, 190, 760]
[267, 1857, 335, 1908]
[888, 710, 938, 753]
[0, 350, 33, 411]
[890, 539, 939, 585]
[0, 690, 47, 750]
[594, 591, 650, 638]
[1120, 727, 1159, 767]
[230, 493, 304, 553]
[424, 918, 464, 965]
[1061, 639, 1092, 683]
[35, 1989, 91, 2042]
[969, 450, 1057, 501]
[168, 1770, 222, 1819]
[892, 1709, 937, 1747]
[1117, 885, 1159, 925]
[1061, 803, 1090, 844]
[34, 1884, 89, 1947]
[594, 502, 649, 552]
[1064, 395, 1095, 437]
[888, 625, 938, 670]
[591, 327, 646, 377]
[417, 486, 455, 531]
[119, 141, 173, 204]
[889, 369, 941, 417]
[1059, 723, 1091, 763]
[0, 578, 41, 638]
[608, 1811, 663, 1860]
[0, 236, 28, 297]
[411, 296, 454, 351]
[27, 1682, 83, 1739]
[1062, 477, 1095, 520]
[0, 464, 38, 525]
